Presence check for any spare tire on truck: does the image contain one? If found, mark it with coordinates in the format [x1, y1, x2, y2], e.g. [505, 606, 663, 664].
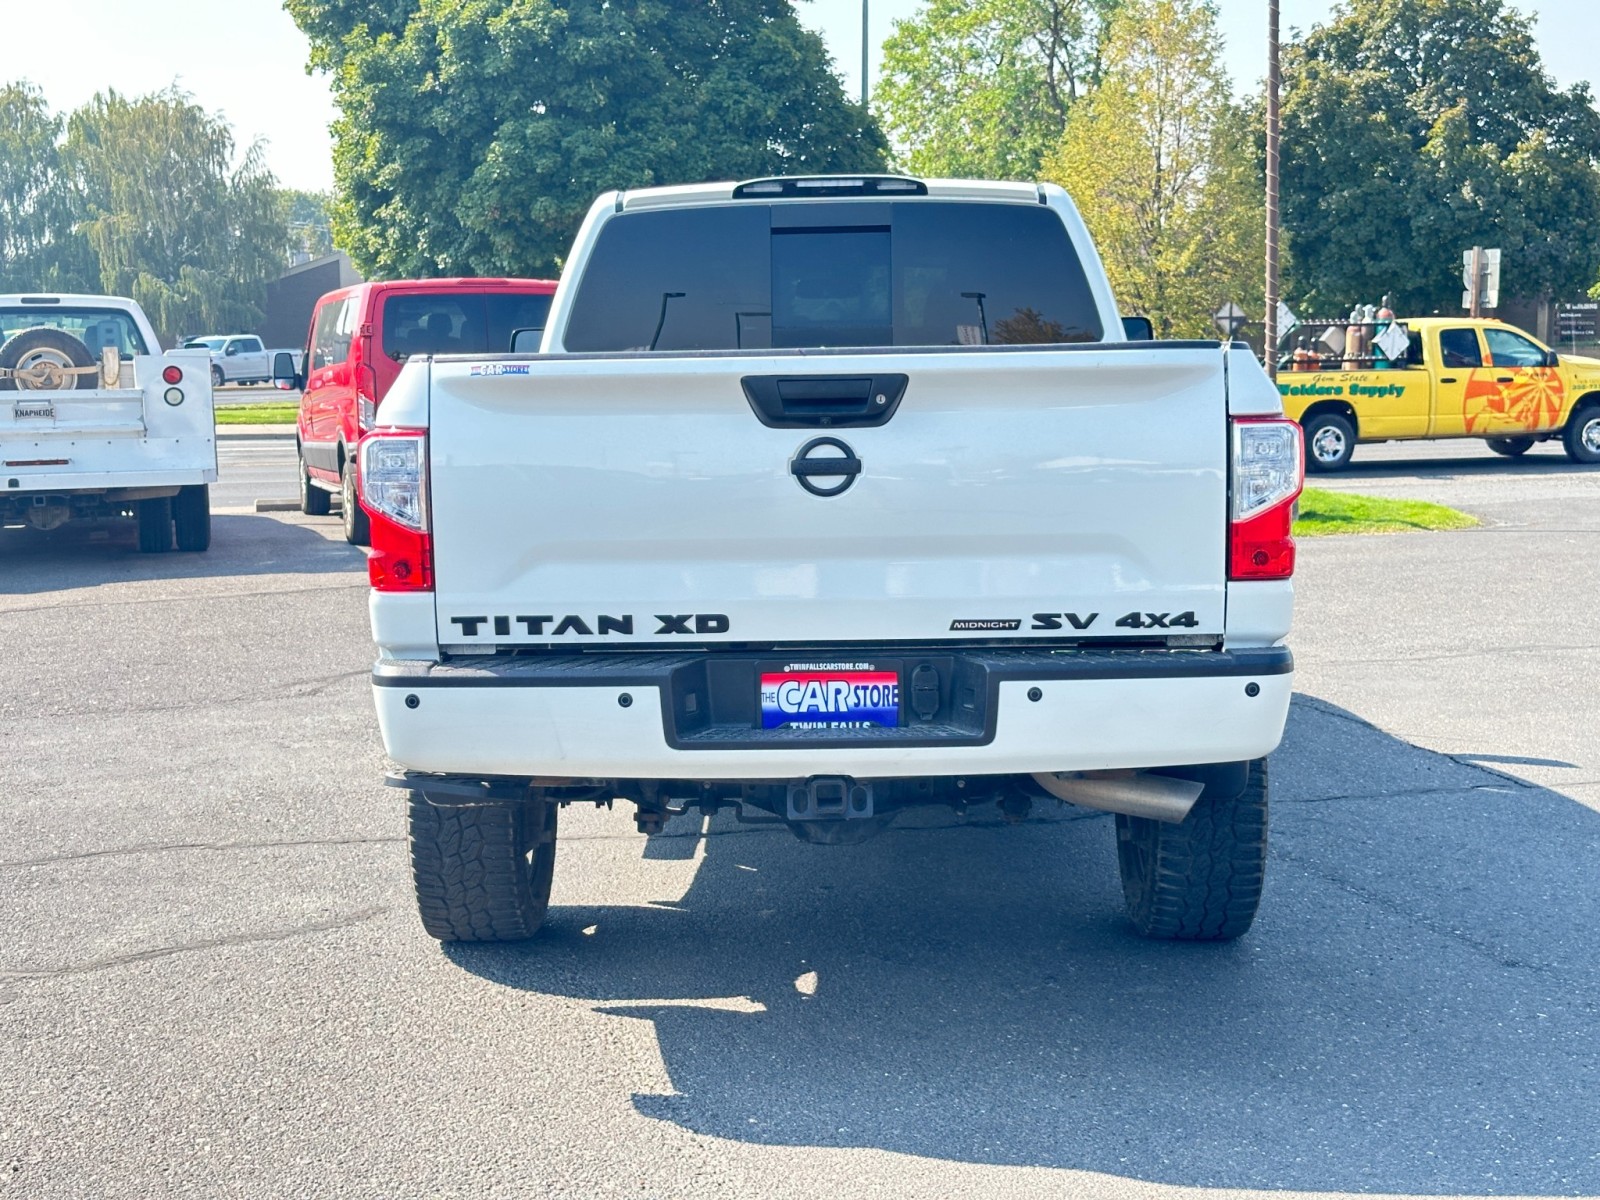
[0, 327, 100, 391]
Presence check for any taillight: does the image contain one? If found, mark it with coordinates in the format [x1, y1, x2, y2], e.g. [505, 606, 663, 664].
[358, 430, 432, 591]
[162, 365, 183, 385]
[356, 362, 378, 431]
[1229, 417, 1304, 580]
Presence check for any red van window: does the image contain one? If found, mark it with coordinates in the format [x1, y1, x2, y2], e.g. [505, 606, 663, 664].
[381, 292, 553, 361]
[310, 297, 356, 370]
[485, 293, 553, 352]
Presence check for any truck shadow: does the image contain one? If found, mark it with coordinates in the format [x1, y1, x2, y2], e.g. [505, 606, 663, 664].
[0, 513, 363, 595]
[1342, 442, 1594, 480]
[445, 695, 1600, 1195]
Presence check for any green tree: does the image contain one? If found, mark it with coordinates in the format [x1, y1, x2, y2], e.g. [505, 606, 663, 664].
[281, 188, 336, 261]
[1280, 0, 1600, 314]
[65, 88, 288, 343]
[0, 82, 97, 293]
[877, 0, 1119, 179]
[289, 0, 887, 278]
[1042, 0, 1262, 336]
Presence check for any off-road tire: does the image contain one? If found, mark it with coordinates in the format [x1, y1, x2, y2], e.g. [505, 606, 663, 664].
[299, 449, 330, 516]
[173, 484, 210, 551]
[1487, 436, 1534, 457]
[1303, 413, 1356, 473]
[136, 497, 173, 553]
[1116, 759, 1269, 941]
[1562, 403, 1600, 464]
[341, 456, 370, 546]
[408, 793, 558, 943]
[0, 327, 97, 391]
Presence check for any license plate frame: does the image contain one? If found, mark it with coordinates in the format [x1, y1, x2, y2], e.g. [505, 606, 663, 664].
[757, 659, 902, 730]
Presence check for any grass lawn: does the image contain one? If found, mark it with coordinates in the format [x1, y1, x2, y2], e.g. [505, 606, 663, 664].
[214, 403, 298, 425]
[1294, 487, 1478, 536]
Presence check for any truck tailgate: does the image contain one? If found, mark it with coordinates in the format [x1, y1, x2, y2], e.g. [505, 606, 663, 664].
[426, 346, 1228, 647]
[2, 353, 216, 488]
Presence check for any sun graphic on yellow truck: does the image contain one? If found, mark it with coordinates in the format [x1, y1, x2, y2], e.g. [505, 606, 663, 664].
[1460, 365, 1566, 434]
[1274, 316, 1600, 471]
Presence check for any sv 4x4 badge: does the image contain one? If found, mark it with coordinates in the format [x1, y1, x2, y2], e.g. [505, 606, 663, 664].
[1031, 611, 1200, 630]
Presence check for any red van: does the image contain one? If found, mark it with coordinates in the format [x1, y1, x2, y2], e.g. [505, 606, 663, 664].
[284, 278, 558, 543]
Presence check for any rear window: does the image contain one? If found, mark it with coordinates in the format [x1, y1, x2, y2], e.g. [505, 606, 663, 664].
[1, 307, 149, 358]
[564, 201, 1105, 352]
[381, 291, 553, 361]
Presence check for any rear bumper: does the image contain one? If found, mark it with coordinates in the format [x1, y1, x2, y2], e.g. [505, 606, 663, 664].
[373, 646, 1293, 780]
[0, 469, 217, 494]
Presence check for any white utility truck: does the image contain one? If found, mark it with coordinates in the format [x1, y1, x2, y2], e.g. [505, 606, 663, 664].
[1, 294, 215, 551]
[361, 177, 1303, 944]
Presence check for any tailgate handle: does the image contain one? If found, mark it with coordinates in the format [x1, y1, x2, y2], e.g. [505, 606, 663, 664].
[742, 374, 907, 428]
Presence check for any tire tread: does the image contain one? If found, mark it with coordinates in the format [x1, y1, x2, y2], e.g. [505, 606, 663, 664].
[136, 496, 172, 553]
[408, 794, 556, 943]
[1117, 759, 1268, 941]
[173, 485, 210, 551]
[300, 451, 331, 516]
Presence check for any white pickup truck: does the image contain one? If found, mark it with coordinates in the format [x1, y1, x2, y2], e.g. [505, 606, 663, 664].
[180, 334, 277, 387]
[362, 177, 1303, 945]
[1, 293, 215, 551]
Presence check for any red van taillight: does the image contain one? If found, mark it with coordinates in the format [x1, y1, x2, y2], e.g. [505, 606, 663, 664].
[356, 362, 379, 430]
[358, 430, 432, 591]
[1229, 417, 1304, 580]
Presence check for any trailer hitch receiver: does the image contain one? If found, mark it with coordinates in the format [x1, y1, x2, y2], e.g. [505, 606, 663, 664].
[786, 776, 874, 821]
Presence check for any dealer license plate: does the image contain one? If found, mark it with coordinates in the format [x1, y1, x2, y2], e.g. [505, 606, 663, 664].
[759, 662, 901, 730]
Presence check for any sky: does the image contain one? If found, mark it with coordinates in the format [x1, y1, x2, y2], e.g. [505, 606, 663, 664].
[2, 0, 1597, 194]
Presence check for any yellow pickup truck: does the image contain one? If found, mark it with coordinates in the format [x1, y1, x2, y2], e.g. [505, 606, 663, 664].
[1276, 317, 1600, 471]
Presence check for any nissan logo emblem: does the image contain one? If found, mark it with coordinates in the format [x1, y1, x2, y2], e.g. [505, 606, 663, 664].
[789, 436, 861, 497]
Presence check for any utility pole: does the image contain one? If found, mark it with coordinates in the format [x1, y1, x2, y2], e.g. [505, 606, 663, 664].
[1264, 0, 1280, 379]
[862, 0, 870, 107]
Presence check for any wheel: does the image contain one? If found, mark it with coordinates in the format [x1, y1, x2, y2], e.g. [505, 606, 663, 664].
[211, 364, 225, 388]
[1116, 759, 1268, 941]
[299, 448, 331, 516]
[1486, 436, 1534, 457]
[1303, 412, 1355, 473]
[136, 497, 173, 553]
[408, 793, 558, 942]
[0, 327, 97, 391]
[341, 455, 370, 545]
[173, 484, 210, 551]
[1562, 404, 1600, 464]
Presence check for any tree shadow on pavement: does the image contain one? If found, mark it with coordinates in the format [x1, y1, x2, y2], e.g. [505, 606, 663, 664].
[0, 513, 363, 595]
[446, 695, 1600, 1195]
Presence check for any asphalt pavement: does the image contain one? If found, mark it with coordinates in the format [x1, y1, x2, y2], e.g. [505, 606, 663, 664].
[3, 438, 1598, 1199]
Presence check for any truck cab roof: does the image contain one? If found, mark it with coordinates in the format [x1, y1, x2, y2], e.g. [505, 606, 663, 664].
[1399, 316, 1542, 337]
[0, 293, 162, 355]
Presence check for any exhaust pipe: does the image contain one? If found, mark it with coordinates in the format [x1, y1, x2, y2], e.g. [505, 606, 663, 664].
[1030, 770, 1204, 824]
